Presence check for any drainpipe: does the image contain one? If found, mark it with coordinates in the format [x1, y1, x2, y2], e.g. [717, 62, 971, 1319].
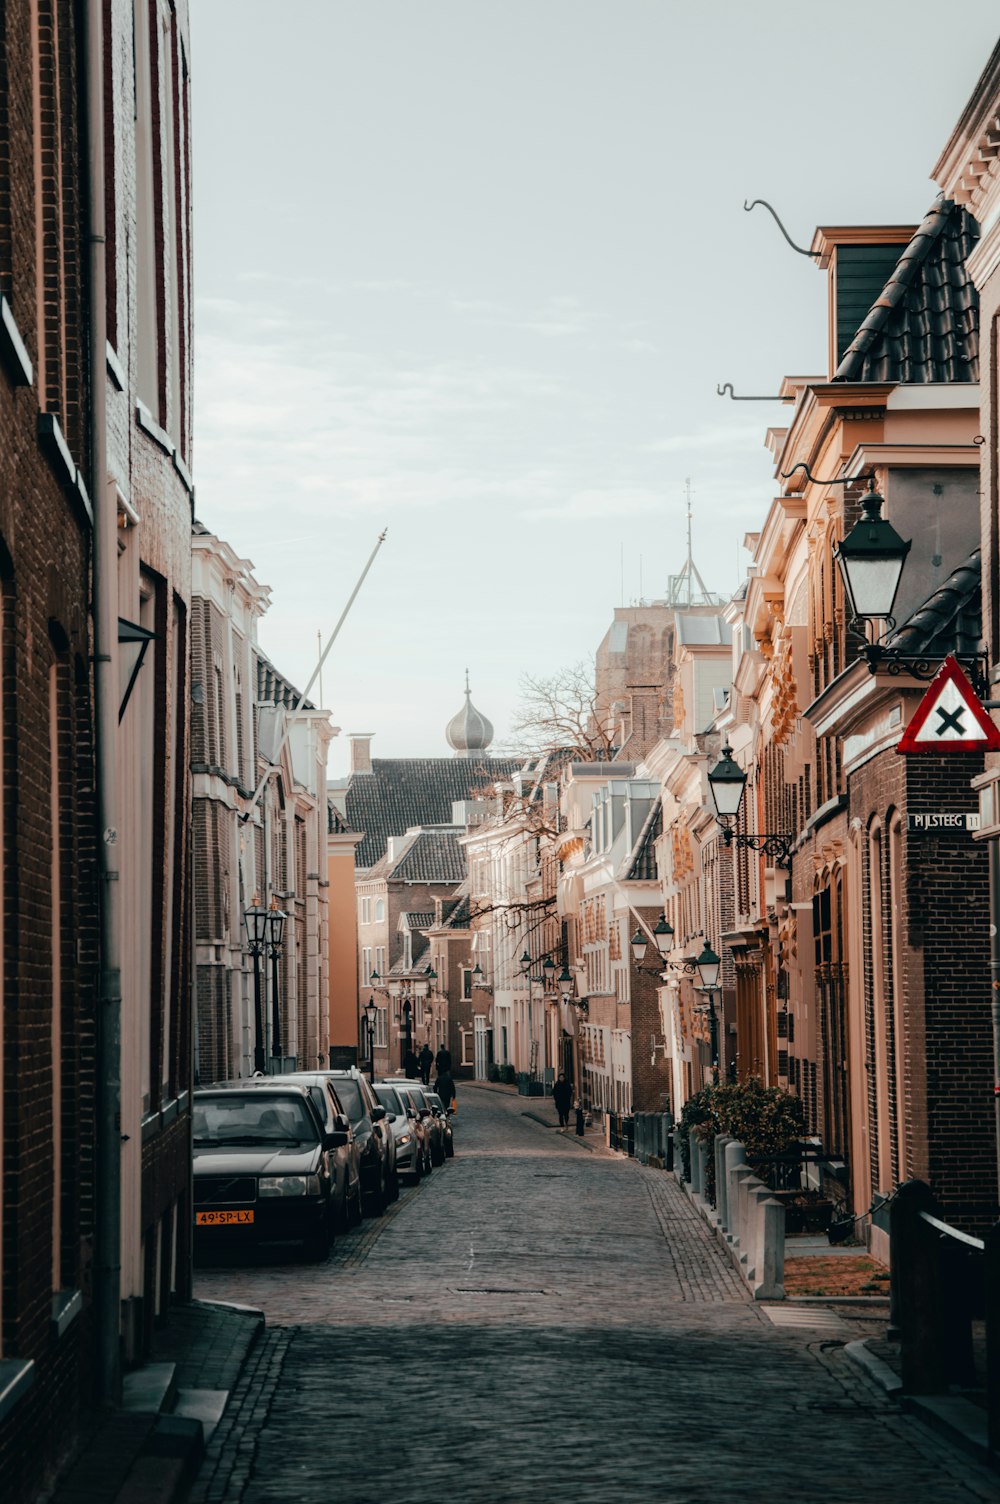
[84, 0, 122, 1406]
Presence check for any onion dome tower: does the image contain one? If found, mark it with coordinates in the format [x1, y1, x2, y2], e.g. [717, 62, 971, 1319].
[446, 671, 494, 758]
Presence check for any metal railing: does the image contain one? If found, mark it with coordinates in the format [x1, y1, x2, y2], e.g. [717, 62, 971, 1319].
[890, 1179, 999, 1455]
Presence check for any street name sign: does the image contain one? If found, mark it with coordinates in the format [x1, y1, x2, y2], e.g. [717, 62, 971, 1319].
[896, 656, 1000, 754]
[906, 812, 981, 832]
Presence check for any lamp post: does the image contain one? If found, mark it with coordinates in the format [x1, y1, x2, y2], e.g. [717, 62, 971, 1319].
[694, 942, 722, 1078]
[365, 996, 378, 1083]
[243, 897, 269, 1073]
[266, 900, 287, 1066]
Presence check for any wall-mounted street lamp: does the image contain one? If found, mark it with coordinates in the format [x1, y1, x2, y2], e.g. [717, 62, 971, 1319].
[117, 617, 156, 722]
[557, 966, 574, 1004]
[630, 914, 675, 969]
[832, 482, 911, 629]
[707, 744, 793, 865]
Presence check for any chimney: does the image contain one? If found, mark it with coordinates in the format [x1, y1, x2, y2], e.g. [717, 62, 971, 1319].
[349, 732, 374, 775]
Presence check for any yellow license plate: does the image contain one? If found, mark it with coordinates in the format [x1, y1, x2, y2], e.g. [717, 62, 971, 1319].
[195, 1209, 254, 1226]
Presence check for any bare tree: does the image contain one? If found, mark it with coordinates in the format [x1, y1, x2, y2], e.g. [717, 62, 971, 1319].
[504, 661, 615, 761]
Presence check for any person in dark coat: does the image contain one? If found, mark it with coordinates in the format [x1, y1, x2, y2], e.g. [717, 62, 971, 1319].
[418, 1043, 434, 1086]
[435, 1070, 456, 1109]
[404, 1048, 420, 1079]
[552, 1072, 573, 1128]
[435, 1044, 452, 1075]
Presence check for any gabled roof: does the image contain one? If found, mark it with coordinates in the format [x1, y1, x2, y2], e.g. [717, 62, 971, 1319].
[346, 757, 521, 869]
[399, 911, 435, 932]
[834, 196, 979, 384]
[256, 651, 315, 711]
[623, 800, 662, 882]
[390, 829, 467, 885]
[886, 549, 981, 660]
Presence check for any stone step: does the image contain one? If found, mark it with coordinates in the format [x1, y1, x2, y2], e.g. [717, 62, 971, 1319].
[123, 1362, 177, 1416]
[173, 1387, 229, 1441]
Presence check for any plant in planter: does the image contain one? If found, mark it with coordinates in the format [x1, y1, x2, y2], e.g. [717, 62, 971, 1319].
[676, 1077, 804, 1206]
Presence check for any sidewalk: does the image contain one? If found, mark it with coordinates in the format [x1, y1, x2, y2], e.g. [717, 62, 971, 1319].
[48, 1300, 263, 1504]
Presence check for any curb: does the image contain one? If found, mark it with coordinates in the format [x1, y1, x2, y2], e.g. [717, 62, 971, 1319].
[843, 1339, 995, 1471]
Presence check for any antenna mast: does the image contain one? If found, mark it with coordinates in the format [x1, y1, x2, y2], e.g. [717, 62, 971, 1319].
[685, 477, 693, 606]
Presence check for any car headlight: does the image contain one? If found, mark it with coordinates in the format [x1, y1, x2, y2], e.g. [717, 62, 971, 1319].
[258, 1175, 321, 1197]
[398, 1134, 412, 1147]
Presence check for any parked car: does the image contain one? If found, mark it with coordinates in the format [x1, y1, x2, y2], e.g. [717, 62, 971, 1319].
[192, 1082, 345, 1260]
[423, 1089, 455, 1159]
[280, 1073, 364, 1229]
[326, 1068, 397, 1213]
[387, 1081, 433, 1176]
[372, 1082, 423, 1182]
[385, 1079, 442, 1169]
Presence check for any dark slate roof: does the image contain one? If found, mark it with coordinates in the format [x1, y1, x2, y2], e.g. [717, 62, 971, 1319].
[441, 894, 471, 929]
[623, 801, 662, 882]
[327, 805, 355, 836]
[346, 757, 521, 869]
[834, 197, 979, 384]
[886, 549, 981, 660]
[399, 911, 435, 932]
[390, 830, 467, 885]
[256, 652, 315, 711]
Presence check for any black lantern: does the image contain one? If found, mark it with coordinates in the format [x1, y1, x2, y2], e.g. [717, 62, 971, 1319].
[243, 900, 269, 952]
[696, 943, 721, 991]
[472, 962, 483, 981]
[708, 743, 746, 821]
[557, 966, 574, 1003]
[519, 949, 532, 973]
[630, 927, 648, 965]
[653, 914, 674, 958]
[542, 956, 556, 985]
[832, 485, 911, 624]
[364, 997, 378, 1032]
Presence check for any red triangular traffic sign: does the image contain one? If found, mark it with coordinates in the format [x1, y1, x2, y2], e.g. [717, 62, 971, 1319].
[897, 655, 1000, 754]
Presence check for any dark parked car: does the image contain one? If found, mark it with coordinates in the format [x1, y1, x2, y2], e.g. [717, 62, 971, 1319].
[326, 1069, 397, 1213]
[280, 1073, 364, 1229]
[192, 1083, 346, 1260]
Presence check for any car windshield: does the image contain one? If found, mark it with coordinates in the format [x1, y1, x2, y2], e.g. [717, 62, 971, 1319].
[331, 1078, 364, 1125]
[424, 1092, 444, 1111]
[193, 1095, 317, 1146]
[373, 1085, 403, 1114]
[407, 1086, 428, 1109]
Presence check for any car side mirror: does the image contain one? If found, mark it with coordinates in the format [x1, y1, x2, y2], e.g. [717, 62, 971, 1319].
[384, 1111, 397, 1124]
[324, 1130, 350, 1149]
[333, 1114, 351, 1134]
[371, 1104, 386, 1122]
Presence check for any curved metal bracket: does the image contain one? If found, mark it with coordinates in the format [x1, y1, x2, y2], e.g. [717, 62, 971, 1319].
[744, 199, 821, 259]
[780, 462, 875, 489]
[718, 819, 793, 866]
[717, 383, 789, 402]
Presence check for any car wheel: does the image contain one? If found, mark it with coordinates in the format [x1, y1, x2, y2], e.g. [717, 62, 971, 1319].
[363, 1172, 386, 1217]
[389, 1168, 400, 1202]
[304, 1224, 330, 1262]
[413, 1154, 423, 1183]
[445, 1138, 455, 1159]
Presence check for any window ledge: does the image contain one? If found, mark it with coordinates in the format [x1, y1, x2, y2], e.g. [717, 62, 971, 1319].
[106, 342, 125, 392]
[135, 399, 174, 457]
[0, 1359, 35, 1424]
[51, 1288, 82, 1339]
[0, 296, 33, 387]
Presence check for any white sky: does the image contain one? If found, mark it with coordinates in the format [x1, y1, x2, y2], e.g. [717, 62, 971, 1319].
[190, 2, 999, 775]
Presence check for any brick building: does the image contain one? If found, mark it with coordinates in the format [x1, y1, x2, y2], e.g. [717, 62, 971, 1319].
[0, 1, 99, 1495]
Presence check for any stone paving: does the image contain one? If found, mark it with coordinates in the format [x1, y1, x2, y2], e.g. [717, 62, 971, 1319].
[192, 1085, 999, 1503]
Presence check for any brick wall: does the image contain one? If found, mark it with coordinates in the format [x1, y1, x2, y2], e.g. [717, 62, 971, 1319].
[0, 1, 99, 1496]
[850, 746, 997, 1228]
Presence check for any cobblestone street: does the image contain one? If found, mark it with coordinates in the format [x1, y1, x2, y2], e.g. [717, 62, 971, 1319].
[192, 1086, 997, 1504]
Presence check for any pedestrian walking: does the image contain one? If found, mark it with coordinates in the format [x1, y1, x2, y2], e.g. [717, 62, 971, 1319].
[552, 1072, 573, 1128]
[404, 1047, 420, 1079]
[435, 1069, 456, 1110]
[435, 1044, 452, 1075]
[418, 1042, 434, 1085]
